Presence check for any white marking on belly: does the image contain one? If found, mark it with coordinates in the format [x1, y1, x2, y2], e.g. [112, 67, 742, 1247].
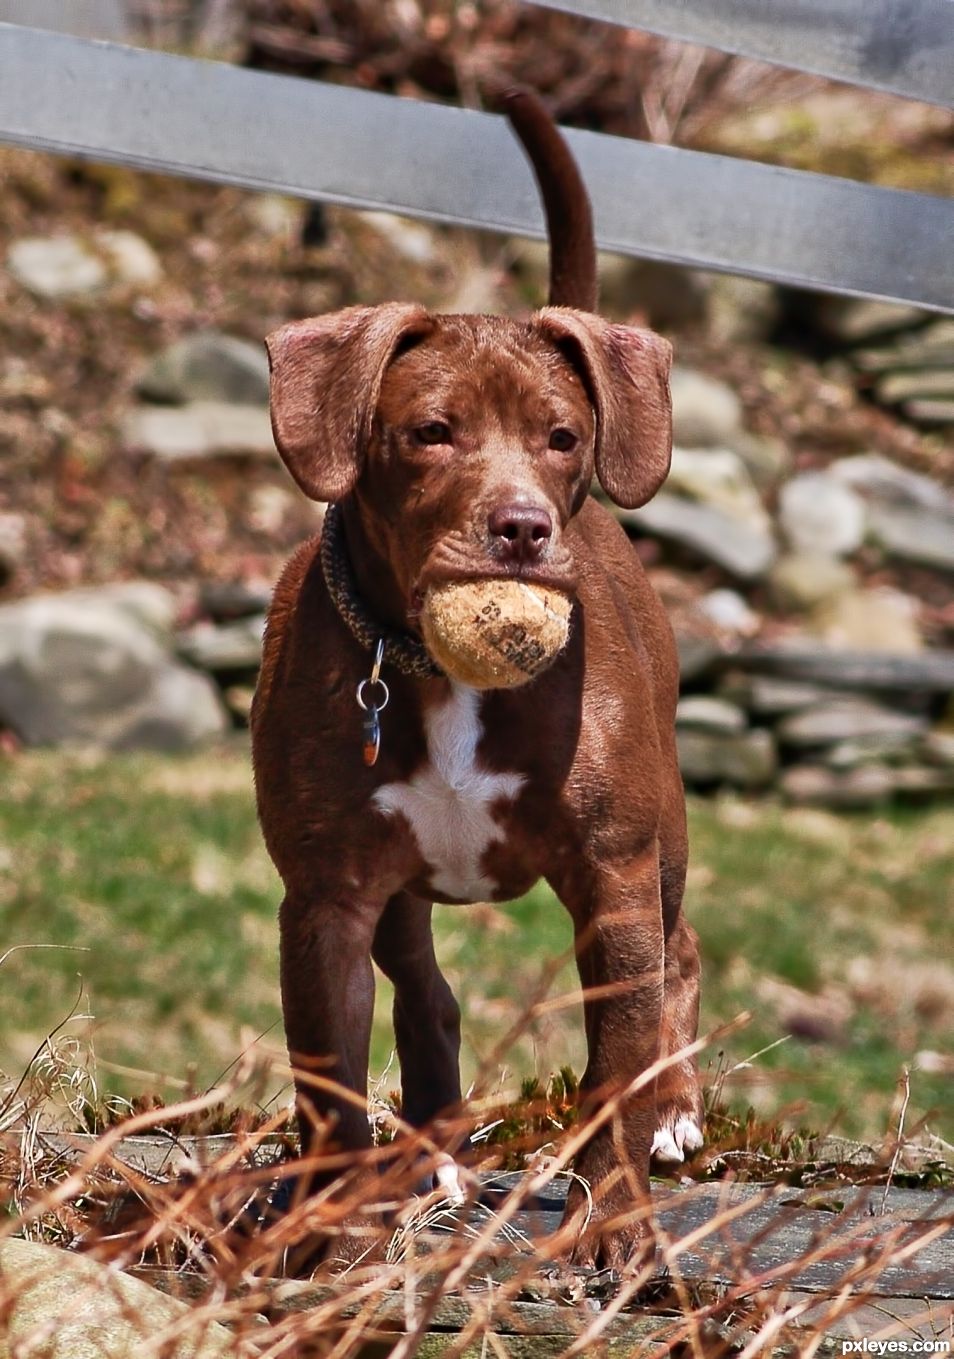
[373, 684, 523, 900]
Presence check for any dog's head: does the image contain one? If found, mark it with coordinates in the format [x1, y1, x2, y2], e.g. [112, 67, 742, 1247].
[266, 303, 671, 615]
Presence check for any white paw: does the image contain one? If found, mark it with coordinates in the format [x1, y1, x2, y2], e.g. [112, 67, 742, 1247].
[418, 1153, 467, 1206]
[651, 1116, 704, 1164]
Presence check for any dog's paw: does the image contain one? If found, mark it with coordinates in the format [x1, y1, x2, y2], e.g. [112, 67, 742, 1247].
[651, 1114, 704, 1165]
[431, 1154, 468, 1205]
[561, 1179, 655, 1276]
[415, 1152, 468, 1206]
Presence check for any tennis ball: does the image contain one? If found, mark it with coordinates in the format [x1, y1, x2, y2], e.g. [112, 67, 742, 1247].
[421, 579, 573, 689]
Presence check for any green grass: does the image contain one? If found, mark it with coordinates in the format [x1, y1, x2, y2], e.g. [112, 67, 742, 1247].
[1, 745, 951, 1142]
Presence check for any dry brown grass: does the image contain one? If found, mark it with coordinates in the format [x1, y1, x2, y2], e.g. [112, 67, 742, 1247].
[1, 1015, 950, 1358]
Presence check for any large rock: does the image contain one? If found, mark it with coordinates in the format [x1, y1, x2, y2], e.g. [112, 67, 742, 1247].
[731, 431, 792, 489]
[0, 587, 228, 749]
[781, 763, 895, 809]
[876, 368, 954, 405]
[782, 762, 954, 807]
[199, 579, 274, 622]
[905, 397, 954, 424]
[801, 455, 954, 570]
[676, 635, 724, 683]
[867, 505, 954, 573]
[776, 699, 927, 749]
[696, 588, 761, 639]
[777, 473, 866, 558]
[676, 696, 747, 734]
[7, 236, 106, 298]
[620, 495, 776, 580]
[96, 229, 162, 287]
[823, 731, 923, 769]
[669, 367, 743, 448]
[136, 331, 269, 406]
[0, 1238, 238, 1358]
[853, 318, 954, 373]
[70, 580, 179, 636]
[767, 553, 855, 612]
[676, 728, 777, 787]
[890, 766, 954, 796]
[733, 643, 954, 694]
[719, 672, 848, 717]
[828, 453, 953, 514]
[177, 615, 267, 673]
[6, 231, 160, 298]
[666, 447, 771, 533]
[810, 297, 928, 344]
[807, 587, 923, 654]
[122, 402, 276, 460]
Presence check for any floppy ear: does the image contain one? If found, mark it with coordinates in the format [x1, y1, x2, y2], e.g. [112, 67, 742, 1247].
[265, 303, 432, 501]
[536, 307, 672, 509]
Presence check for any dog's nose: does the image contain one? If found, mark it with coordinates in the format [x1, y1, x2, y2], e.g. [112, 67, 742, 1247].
[488, 503, 553, 562]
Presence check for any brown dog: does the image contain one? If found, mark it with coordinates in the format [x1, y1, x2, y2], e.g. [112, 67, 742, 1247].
[252, 90, 702, 1271]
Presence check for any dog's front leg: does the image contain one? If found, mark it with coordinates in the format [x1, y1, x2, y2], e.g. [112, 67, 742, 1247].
[372, 892, 462, 1130]
[278, 891, 386, 1267]
[552, 846, 665, 1273]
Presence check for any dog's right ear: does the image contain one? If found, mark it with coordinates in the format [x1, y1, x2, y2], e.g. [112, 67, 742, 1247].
[265, 303, 432, 501]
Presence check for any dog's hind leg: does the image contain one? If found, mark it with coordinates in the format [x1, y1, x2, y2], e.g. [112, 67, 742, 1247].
[653, 914, 704, 1163]
[653, 804, 704, 1164]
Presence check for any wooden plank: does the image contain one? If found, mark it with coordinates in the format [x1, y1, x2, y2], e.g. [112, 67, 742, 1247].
[35, 1129, 287, 1178]
[787, 1293, 954, 1345]
[498, 1181, 954, 1301]
[654, 1186, 954, 1301]
[124, 1176, 952, 1350]
[0, 25, 952, 314]
[535, 0, 954, 110]
[38, 1139, 954, 1297]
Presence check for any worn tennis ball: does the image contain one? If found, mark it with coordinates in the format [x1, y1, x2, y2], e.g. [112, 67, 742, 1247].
[421, 579, 573, 689]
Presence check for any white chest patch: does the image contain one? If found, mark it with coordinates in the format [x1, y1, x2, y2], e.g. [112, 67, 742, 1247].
[373, 684, 524, 900]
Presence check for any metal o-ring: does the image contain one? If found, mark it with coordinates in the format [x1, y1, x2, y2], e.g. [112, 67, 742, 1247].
[356, 677, 390, 712]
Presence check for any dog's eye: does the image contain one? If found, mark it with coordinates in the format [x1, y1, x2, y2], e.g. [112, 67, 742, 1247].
[415, 422, 452, 446]
[549, 427, 578, 452]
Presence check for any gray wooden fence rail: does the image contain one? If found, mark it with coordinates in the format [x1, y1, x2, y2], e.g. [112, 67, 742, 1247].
[0, 5, 952, 314]
[535, 0, 954, 109]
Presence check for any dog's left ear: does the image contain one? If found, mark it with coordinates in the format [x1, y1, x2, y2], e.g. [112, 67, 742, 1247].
[536, 308, 672, 509]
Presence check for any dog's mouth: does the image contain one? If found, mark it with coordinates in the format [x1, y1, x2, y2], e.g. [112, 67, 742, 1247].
[411, 537, 577, 620]
[409, 564, 577, 622]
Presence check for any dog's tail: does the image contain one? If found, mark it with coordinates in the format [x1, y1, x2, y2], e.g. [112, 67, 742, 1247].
[501, 87, 598, 313]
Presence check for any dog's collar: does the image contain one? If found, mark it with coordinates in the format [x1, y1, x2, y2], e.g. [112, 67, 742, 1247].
[320, 502, 443, 680]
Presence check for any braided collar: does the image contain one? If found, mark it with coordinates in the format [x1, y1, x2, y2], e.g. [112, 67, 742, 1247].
[320, 502, 443, 679]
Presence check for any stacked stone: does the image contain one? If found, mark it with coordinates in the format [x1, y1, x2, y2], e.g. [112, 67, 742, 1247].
[0, 242, 951, 803]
